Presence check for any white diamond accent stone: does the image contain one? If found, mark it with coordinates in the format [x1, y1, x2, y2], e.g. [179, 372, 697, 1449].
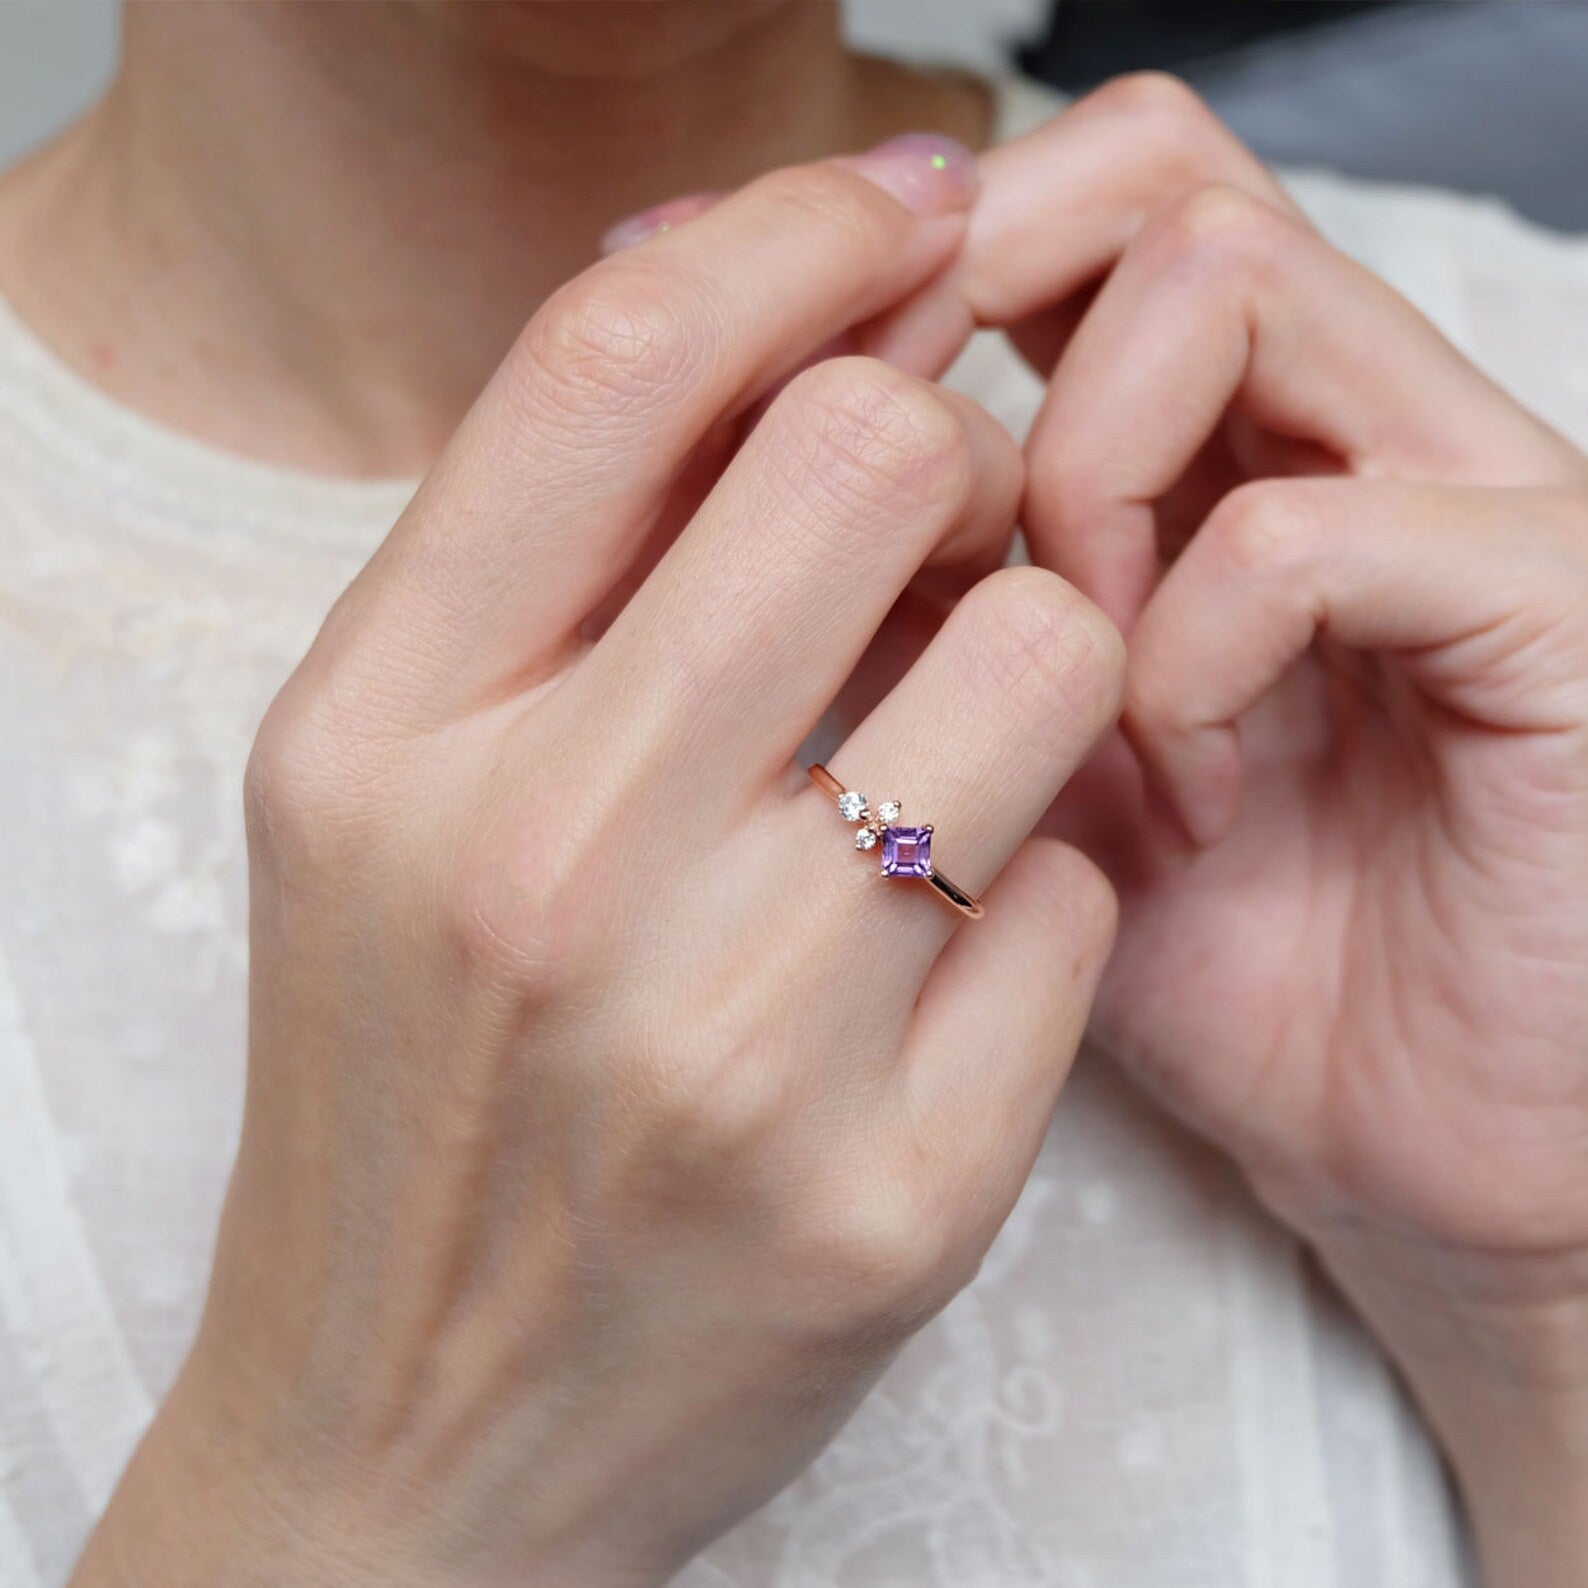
[837, 791, 867, 822]
[876, 800, 902, 823]
[854, 827, 879, 850]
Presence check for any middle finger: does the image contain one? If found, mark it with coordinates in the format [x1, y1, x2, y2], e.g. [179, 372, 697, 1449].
[566, 358, 1022, 799]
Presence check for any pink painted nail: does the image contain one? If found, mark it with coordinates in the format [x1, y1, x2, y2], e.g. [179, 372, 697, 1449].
[838, 133, 979, 216]
[600, 191, 724, 254]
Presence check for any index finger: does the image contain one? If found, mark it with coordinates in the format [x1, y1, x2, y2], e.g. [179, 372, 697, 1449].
[1023, 185, 1584, 628]
[316, 140, 980, 732]
[864, 73, 1300, 375]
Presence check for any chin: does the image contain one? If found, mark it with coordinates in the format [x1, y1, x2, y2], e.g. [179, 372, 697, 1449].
[414, 0, 805, 80]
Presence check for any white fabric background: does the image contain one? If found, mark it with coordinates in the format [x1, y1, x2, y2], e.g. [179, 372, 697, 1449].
[8, 74, 1588, 1586]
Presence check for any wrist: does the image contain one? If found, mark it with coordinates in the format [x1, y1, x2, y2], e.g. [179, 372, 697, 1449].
[1313, 1228, 1588, 1588]
[70, 1355, 364, 1588]
[72, 1336, 667, 1588]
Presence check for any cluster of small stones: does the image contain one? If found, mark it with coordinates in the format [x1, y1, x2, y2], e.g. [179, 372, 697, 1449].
[837, 790, 901, 850]
[834, 791, 934, 880]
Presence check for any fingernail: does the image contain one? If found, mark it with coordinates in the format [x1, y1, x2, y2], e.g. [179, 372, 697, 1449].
[839, 133, 978, 216]
[600, 191, 723, 255]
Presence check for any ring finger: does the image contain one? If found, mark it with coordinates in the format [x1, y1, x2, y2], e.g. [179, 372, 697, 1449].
[808, 563, 1125, 967]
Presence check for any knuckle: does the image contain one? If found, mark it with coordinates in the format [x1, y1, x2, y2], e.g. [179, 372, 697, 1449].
[1089, 69, 1212, 127]
[518, 266, 713, 419]
[243, 686, 374, 874]
[775, 358, 976, 522]
[632, 1034, 790, 1178]
[1151, 183, 1296, 279]
[1207, 480, 1318, 582]
[1082, 72, 1234, 183]
[957, 568, 1127, 743]
[1073, 74, 1278, 226]
[792, 1172, 965, 1326]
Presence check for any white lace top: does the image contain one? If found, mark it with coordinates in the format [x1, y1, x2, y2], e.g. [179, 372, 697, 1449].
[7, 76, 1588, 1587]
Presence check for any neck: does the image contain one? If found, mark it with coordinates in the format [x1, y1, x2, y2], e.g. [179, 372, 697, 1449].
[0, 3, 989, 477]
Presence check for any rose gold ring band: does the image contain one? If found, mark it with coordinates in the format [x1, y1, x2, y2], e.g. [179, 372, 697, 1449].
[808, 763, 984, 921]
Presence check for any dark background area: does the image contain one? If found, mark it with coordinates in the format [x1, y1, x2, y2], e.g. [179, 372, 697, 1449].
[1016, 0, 1588, 231]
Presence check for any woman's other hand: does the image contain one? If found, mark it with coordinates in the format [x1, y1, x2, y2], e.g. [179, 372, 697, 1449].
[921, 76, 1588, 1586]
[70, 143, 1124, 1588]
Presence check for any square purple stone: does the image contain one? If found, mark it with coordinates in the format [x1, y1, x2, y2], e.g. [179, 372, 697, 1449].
[880, 826, 932, 878]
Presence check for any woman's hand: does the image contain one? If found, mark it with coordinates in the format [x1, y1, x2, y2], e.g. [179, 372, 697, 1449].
[71, 146, 1125, 1588]
[916, 77, 1588, 1585]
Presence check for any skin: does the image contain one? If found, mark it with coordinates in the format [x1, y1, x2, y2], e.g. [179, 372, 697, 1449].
[64, 109, 1125, 1588]
[0, 0, 991, 473]
[0, 3, 1580, 1583]
[911, 78, 1588, 1585]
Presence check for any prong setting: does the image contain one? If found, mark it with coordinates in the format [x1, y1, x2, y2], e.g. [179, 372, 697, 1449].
[807, 764, 979, 917]
[831, 788, 933, 878]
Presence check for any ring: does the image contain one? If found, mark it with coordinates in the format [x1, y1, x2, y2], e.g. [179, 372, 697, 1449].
[808, 764, 984, 920]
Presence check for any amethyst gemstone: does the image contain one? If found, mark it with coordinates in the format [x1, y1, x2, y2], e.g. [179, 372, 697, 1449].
[880, 826, 932, 878]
